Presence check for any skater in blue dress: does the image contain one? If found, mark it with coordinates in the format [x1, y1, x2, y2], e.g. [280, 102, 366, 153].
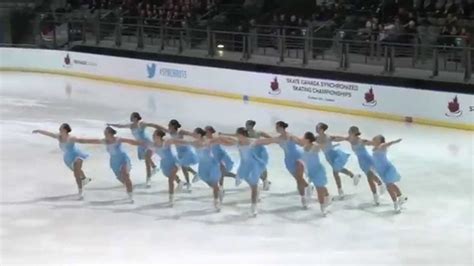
[370, 135, 407, 213]
[204, 126, 236, 188]
[74, 127, 141, 203]
[148, 129, 180, 205]
[333, 126, 385, 205]
[292, 132, 331, 215]
[32, 123, 91, 199]
[255, 121, 311, 209]
[170, 128, 227, 211]
[146, 119, 197, 191]
[108, 112, 158, 187]
[315, 123, 360, 199]
[218, 127, 267, 216]
[245, 120, 272, 191]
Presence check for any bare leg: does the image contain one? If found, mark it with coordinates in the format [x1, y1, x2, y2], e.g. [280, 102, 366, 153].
[73, 159, 84, 190]
[293, 161, 308, 196]
[168, 167, 178, 195]
[393, 184, 402, 197]
[219, 163, 226, 187]
[212, 184, 219, 200]
[316, 187, 326, 204]
[182, 167, 190, 184]
[332, 171, 342, 189]
[367, 171, 378, 194]
[386, 183, 397, 202]
[340, 168, 354, 178]
[251, 185, 258, 204]
[145, 150, 153, 179]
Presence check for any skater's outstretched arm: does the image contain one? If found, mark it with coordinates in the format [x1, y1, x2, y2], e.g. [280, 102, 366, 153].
[254, 137, 280, 146]
[218, 132, 237, 137]
[258, 131, 272, 138]
[32, 130, 59, 139]
[107, 123, 132, 129]
[289, 135, 305, 146]
[362, 139, 376, 146]
[380, 139, 402, 149]
[119, 138, 143, 146]
[142, 122, 168, 132]
[178, 129, 194, 137]
[331, 136, 348, 142]
[74, 137, 103, 144]
[210, 136, 237, 146]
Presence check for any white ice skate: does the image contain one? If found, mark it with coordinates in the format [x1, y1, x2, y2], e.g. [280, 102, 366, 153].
[127, 192, 134, 204]
[337, 188, 345, 200]
[192, 174, 200, 183]
[78, 189, 84, 200]
[353, 174, 361, 186]
[378, 183, 386, 195]
[81, 177, 91, 187]
[176, 181, 184, 192]
[145, 178, 152, 188]
[321, 195, 332, 216]
[301, 196, 308, 209]
[262, 180, 271, 191]
[218, 186, 225, 204]
[397, 195, 407, 207]
[373, 193, 380, 206]
[168, 194, 174, 207]
[393, 201, 401, 213]
[250, 203, 258, 217]
[214, 199, 221, 212]
[184, 182, 192, 192]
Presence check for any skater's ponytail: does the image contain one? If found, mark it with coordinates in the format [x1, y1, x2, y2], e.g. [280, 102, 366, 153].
[276, 121, 288, 129]
[317, 123, 328, 132]
[130, 112, 142, 121]
[169, 119, 181, 130]
[60, 123, 72, 133]
[205, 126, 216, 134]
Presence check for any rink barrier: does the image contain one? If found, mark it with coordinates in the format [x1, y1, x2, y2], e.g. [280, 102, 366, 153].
[1, 66, 473, 131]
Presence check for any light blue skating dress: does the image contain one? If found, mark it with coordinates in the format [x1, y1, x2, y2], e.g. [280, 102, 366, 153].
[152, 143, 178, 178]
[59, 139, 89, 170]
[278, 138, 303, 176]
[372, 149, 401, 184]
[237, 143, 266, 186]
[302, 147, 328, 187]
[196, 146, 222, 186]
[105, 139, 131, 180]
[247, 131, 269, 168]
[131, 125, 152, 160]
[211, 143, 234, 172]
[322, 139, 350, 172]
[170, 132, 198, 167]
[351, 142, 375, 175]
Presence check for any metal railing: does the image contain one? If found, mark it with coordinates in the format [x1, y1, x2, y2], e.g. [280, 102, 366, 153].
[36, 15, 473, 82]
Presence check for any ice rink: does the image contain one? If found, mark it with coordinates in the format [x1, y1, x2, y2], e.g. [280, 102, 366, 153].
[0, 72, 473, 265]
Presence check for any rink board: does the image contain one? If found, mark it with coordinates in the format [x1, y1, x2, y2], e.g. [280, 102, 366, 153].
[0, 47, 472, 130]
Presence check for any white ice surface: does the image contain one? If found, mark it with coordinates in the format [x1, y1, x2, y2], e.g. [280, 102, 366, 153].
[0, 72, 473, 265]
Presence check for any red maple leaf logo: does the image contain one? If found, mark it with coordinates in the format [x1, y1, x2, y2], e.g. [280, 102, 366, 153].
[365, 88, 375, 103]
[270, 77, 279, 92]
[448, 96, 460, 113]
[64, 54, 71, 65]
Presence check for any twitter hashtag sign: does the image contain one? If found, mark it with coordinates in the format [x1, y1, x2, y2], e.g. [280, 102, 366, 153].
[147, 63, 157, 78]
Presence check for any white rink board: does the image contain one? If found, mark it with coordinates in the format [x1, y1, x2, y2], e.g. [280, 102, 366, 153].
[1, 47, 472, 129]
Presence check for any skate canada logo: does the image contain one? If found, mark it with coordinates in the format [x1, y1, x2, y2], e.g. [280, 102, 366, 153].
[63, 53, 97, 68]
[363, 87, 377, 107]
[63, 54, 72, 68]
[269, 77, 281, 95]
[445, 96, 463, 117]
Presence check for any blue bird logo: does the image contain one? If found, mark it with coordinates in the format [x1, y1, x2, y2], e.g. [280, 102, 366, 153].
[147, 63, 157, 78]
